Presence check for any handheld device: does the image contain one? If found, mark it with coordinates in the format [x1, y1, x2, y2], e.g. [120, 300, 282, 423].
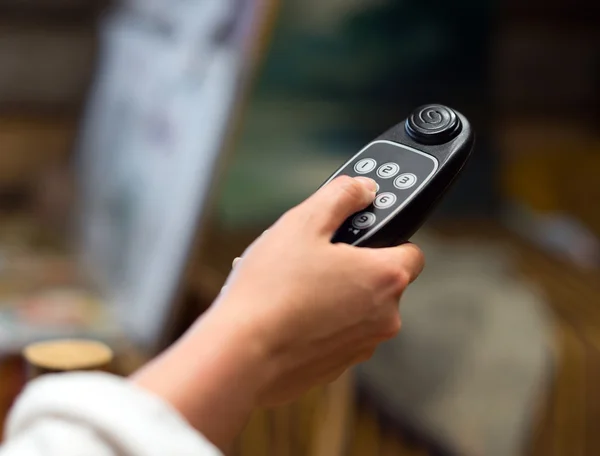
[322, 104, 475, 248]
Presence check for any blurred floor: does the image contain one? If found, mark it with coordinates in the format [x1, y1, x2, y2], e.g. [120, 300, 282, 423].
[433, 221, 595, 456]
[1, 220, 599, 455]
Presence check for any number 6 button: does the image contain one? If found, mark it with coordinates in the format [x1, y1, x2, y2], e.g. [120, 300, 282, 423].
[374, 192, 397, 209]
[352, 212, 376, 229]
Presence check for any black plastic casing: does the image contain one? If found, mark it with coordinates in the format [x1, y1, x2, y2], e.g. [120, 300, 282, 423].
[322, 108, 475, 248]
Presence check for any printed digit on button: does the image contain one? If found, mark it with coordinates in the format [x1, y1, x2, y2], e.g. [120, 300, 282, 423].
[376, 162, 400, 179]
[354, 158, 377, 174]
[394, 173, 417, 189]
[374, 192, 397, 209]
[352, 212, 376, 229]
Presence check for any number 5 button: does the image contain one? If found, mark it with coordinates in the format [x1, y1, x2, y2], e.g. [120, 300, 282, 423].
[374, 192, 397, 209]
[352, 212, 376, 229]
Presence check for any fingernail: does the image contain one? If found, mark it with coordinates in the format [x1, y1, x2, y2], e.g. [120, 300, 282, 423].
[232, 257, 241, 268]
[354, 176, 377, 192]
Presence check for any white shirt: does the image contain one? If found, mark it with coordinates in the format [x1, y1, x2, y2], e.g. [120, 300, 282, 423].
[0, 372, 222, 456]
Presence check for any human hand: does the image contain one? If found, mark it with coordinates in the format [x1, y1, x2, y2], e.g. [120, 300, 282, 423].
[132, 175, 424, 449]
[214, 175, 424, 406]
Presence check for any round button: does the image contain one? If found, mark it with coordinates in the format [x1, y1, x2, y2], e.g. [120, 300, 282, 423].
[352, 212, 376, 229]
[405, 104, 462, 145]
[374, 192, 397, 209]
[394, 173, 417, 190]
[354, 158, 376, 174]
[376, 162, 400, 179]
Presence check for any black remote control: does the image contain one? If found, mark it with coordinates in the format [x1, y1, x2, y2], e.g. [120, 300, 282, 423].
[321, 104, 475, 248]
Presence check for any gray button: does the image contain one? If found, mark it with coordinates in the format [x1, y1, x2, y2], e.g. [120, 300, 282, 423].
[374, 192, 397, 209]
[354, 158, 377, 174]
[352, 212, 376, 229]
[394, 173, 417, 189]
[377, 162, 400, 179]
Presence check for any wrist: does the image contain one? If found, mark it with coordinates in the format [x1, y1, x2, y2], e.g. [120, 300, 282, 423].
[131, 305, 273, 449]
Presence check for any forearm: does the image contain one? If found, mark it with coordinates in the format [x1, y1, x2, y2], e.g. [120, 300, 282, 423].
[130, 306, 272, 451]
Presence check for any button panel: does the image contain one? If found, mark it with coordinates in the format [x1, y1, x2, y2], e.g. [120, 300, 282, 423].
[326, 140, 438, 245]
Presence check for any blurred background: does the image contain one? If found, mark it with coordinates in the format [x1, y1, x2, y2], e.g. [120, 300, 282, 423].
[0, 1, 599, 455]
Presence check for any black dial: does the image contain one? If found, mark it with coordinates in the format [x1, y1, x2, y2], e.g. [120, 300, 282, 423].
[405, 104, 462, 145]
[318, 104, 475, 248]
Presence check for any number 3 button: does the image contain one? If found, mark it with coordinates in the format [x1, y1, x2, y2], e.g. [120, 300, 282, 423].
[374, 192, 397, 209]
[394, 173, 417, 190]
[352, 212, 376, 229]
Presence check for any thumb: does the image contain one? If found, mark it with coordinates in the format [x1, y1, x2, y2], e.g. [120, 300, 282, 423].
[301, 175, 377, 236]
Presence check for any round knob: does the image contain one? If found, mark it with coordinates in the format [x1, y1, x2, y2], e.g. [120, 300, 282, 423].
[405, 104, 462, 145]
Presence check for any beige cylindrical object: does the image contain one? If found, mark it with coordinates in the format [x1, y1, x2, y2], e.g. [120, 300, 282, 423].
[22, 339, 114, 380]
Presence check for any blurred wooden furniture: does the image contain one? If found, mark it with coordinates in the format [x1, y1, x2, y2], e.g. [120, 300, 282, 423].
[0, 1, 104, 116]
[0, 116, 76, 192]
[190, 220, 600, 456]
[2, 220, 600, 454]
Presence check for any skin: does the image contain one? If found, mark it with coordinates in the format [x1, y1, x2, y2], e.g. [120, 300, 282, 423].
[131, 175, 425, 451]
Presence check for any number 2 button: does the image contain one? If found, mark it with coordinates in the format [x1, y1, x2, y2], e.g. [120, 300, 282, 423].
[377, 162, 399, 179]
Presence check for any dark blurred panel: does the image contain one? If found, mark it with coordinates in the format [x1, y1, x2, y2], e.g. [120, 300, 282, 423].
[493, 1, 599, 125]
[0, 22, 97, 114]
[251, 0, 499, 219]
[0, 1, 110, 206]
[0, 1, 110, 116]
[0, 0, 109, 17]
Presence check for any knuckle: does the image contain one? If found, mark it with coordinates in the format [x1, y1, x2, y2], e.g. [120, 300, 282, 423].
[408, 244, 426, 273]
[357, 347, 376, 363]
[326, 369, 345, 384]
[374, 258, 410, 294]
[380, 313, 402, 340]
[395, 267, 411, 291]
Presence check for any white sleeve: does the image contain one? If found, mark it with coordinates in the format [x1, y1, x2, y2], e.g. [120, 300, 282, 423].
[0, 372, 222, 456]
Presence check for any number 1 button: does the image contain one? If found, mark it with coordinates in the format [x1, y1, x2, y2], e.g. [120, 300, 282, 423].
[352, 212, 376, 229]
[354, 158, 377, 174]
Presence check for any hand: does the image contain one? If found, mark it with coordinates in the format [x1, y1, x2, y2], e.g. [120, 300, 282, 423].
[214, 175, 424, 406]
[132, 175, 424, 449]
